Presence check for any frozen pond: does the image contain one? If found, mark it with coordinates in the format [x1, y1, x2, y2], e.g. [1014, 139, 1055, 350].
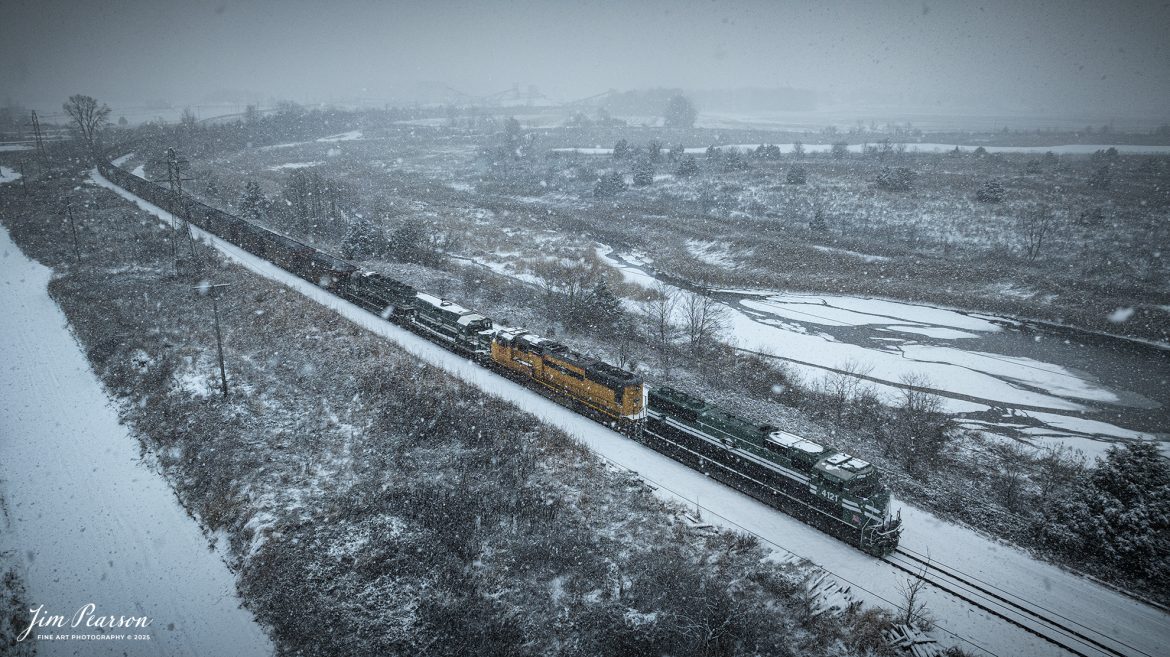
[598, 247, 1168, 458]
[0, 226, 273, 656]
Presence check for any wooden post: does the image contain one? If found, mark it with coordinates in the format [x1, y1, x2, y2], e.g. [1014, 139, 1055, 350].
[197, 282, 232, 399]
[65, 203, 81, 262]
[211, 288, 228, 398]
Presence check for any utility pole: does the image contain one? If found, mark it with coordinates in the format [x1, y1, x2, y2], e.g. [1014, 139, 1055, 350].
[195, 282, 231, 398]
[166, 148, 198, 260]
[29, 111, 46, 157]
[64, 202, 81, 262]
[149, 148, 194, 266]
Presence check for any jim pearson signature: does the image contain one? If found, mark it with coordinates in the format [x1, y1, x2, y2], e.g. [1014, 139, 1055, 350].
[17, 603, 152, 642]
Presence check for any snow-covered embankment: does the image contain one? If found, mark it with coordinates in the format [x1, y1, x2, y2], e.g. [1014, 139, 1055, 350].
[0, 225, 272, 656]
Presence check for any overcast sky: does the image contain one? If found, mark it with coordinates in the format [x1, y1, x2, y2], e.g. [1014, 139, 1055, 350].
[2, 0, 1168, 121]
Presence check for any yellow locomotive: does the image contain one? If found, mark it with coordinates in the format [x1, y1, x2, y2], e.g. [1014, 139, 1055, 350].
[490, 328, 645, 421]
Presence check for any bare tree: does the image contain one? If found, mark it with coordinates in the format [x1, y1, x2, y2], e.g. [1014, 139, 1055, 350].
[533, 257, 603, 321]
[642, 281, 679, 357]
[612, 316, 640, 371]
[1017, 204, 1057, 262]
[991, 441, 1032, 513]
[896, 566, 932, 628]
[62, 94, 111, 152]
[898, 372, 942, 417]
[1036, 444, 1086, 499]
[822, 360, 874, 426]
[683, 292, 726, 353]
[180, 107, 198, 131]
[895, 373, 950, 471]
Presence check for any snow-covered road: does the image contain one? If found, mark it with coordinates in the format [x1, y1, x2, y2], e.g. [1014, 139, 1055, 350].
[91, 167, 1170, 656]
[0, 225, 272, 656]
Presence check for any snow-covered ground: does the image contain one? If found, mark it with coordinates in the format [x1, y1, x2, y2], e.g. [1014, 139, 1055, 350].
[0, 226, 272, 656]
[1, 165, 22, 184]
[553, 142, 1170, 155]
[267, 161, 323, 171]
[92, 166, 1170, 657]
[316, 130, 362, 142]
[685, 239, 740, 267]
[0, 143, 34, 152]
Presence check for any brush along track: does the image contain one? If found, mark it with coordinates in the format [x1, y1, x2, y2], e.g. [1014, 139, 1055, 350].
[884, 547, 1150, 657]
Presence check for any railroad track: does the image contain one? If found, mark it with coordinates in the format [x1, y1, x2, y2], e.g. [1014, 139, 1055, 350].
[884, 547, 1150, 657]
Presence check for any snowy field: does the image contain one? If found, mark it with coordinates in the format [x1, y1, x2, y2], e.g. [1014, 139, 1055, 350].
[316, 130, 363, 142]
[0, 226, 272, 656]
[553, 142, 1170, 156]
[0, 165, 22, 184]
[267, 161, 323, 171]
[92, 167, 1170, 657]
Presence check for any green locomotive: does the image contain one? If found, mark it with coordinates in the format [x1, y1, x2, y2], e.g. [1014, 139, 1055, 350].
[644, 386, 901, 555]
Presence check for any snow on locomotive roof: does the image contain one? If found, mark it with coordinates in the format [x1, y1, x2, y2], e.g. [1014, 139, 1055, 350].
[821, 452, 872, 472]
[495, 327, 545, 344]
[416, 293, 472, 315]
[765, 430, 825, 454]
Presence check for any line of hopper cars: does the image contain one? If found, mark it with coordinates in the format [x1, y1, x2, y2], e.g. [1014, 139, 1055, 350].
[98, 158, 902, 555]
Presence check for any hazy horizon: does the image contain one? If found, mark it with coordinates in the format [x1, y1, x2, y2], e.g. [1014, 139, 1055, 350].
[3, 0, 1169, 126]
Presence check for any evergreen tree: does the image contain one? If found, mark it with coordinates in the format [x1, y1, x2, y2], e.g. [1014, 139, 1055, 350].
[1043, 443, 1170, 581]
[594, 171, 628, 197]
[754, 144, 781, 160]
[239, 180, 266, 221]
[647, 140, 663, 162]
[810, 208, 828, 233]
[632, 157, 654, 186]
[667, 143, 685, 162]
[786, 165, 808, 185]
[876, 166, 915, 191]
[976, 179, 1005, 203]
[675, 155, 700, 178]
[613, 139, 630, 160]
[341, 215, 386, 259]
[722, 150, 748, 171]
[585, 280, 622, 329]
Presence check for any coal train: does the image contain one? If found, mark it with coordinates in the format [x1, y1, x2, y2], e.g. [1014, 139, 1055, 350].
[97, 157, 902, 556]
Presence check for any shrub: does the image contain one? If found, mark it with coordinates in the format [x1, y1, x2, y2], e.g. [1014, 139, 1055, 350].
[632, 157, 654, 186]
[875, 166, 914, 191]
[594, 171, 628, 197]
[675, 155, 700, 178]
[975, 179, 1005, 203]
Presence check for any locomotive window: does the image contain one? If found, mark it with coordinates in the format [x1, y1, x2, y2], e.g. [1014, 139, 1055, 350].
[850, 478, 877, 497]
